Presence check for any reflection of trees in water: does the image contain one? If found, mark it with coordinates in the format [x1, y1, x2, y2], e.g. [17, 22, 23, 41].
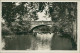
[2, 32, 77, 50]
[51, 27, 77, 50]
[3, 35, 32, 50]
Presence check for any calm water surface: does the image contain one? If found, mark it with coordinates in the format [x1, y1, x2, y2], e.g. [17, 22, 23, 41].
[2, 33, 54, 50]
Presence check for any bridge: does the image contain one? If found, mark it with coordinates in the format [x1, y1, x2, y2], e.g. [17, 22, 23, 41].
[29, 21, 59, 32]
[12, 21, 58, 32]
[30, 21, 53, 29]
[30, 21, 53, 25]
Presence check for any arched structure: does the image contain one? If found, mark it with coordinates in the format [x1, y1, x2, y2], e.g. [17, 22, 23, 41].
[29, 25, 51, 32]
[29, 21, 55, 33]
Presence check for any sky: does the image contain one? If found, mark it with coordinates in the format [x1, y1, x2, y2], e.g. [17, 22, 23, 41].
[36, 5, 51, 21]
[15, 2, 52, 21]
[36, 10, 51, 21]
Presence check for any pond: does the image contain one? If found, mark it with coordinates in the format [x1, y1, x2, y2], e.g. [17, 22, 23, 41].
[1, 32, 76, 50]
[1, 33, 54, 50]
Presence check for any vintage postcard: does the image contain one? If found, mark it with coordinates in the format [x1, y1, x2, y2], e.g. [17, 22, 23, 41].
[0, 0, 80, 53]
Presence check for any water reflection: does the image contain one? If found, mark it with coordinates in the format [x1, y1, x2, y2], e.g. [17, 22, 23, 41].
[30, 33, 53, 50]
[2, 33, 53, 50]
[2, 32, 76, 50]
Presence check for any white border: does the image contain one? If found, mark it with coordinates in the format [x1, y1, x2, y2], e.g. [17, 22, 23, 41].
[0, 0, 80, 53]
[0, 0, 80, 2]
[0, 0, 2, 52]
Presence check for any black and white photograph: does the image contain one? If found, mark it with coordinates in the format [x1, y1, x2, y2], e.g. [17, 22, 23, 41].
[1, 2, 77, 50]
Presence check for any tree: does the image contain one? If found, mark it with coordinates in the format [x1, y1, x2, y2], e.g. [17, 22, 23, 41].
[2, 2, 77, 35]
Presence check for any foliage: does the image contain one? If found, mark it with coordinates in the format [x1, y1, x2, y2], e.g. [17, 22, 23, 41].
[49, 2, 77, 34]
[10, 21, 31, 35]
[2, 2, 39, 35]
[2, 23, 13, 35]
[2, 2, 77, 35]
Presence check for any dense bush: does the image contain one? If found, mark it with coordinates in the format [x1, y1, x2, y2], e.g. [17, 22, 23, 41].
[10, 21, 31, 35]
[2, 23, 13, 35]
